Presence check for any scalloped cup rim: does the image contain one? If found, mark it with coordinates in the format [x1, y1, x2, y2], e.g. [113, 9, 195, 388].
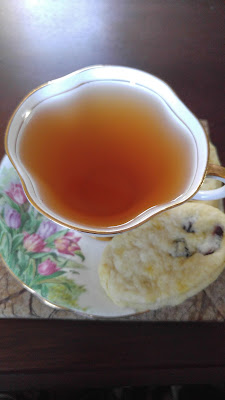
[4, 65, 209, 236]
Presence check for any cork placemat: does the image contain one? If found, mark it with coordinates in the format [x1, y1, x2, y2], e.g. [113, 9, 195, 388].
[0, 120, 224, 320]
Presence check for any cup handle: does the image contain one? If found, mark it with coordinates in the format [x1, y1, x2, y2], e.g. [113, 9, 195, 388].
[192, 164, 225, 201]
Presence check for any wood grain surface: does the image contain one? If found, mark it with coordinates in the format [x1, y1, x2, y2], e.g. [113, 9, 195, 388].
[0, 0, 224, 390]
[0, 320, 224, 390]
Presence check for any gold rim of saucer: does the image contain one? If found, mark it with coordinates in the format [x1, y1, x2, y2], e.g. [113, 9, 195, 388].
[0, 252, 150, 319]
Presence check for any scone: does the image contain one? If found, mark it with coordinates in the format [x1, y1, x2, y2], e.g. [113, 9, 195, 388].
[98, 203, 225, 311]
[197, 142, 223, 209]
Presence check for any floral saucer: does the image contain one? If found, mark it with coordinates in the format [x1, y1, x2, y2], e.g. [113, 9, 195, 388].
[0, 155, 136, 317]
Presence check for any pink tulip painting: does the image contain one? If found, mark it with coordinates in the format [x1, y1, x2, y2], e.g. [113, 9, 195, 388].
[38, 258, 60, 276]
[6, 183, 27, 205]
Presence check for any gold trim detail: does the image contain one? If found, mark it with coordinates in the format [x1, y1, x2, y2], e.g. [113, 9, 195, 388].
[0, 254, 144, 319]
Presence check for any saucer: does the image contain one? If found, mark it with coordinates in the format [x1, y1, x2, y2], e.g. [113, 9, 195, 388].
[0, 155, 136, 317]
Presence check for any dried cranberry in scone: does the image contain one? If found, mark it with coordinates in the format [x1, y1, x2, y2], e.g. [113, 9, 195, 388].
[213, 225, 224, 238]
[182, 218, 196, 233]
[199, 225, 224, 255]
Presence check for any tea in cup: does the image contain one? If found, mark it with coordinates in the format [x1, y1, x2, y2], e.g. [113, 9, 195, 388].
[5, 66, 225, 236]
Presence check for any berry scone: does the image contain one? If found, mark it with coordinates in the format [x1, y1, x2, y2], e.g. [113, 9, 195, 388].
[98, 203, 225, 311]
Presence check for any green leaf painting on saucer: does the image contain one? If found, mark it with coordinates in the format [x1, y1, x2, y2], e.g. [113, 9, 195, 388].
[0, 160, 87, 311]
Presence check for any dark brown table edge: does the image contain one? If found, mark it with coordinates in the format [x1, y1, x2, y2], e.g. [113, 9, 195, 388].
[0, 320, 224, 390]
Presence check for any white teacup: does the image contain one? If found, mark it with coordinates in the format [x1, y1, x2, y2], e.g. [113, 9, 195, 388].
[5, 65, 225, 236]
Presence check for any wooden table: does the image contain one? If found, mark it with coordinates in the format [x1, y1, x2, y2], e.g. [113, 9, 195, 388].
[0, 0, 224, 390]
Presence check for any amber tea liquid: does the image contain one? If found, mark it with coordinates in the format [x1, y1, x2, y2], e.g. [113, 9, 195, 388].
[19, 81, 196, 227]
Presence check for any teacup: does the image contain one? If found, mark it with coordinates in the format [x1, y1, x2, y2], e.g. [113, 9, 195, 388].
[5, 65, 225, 236]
